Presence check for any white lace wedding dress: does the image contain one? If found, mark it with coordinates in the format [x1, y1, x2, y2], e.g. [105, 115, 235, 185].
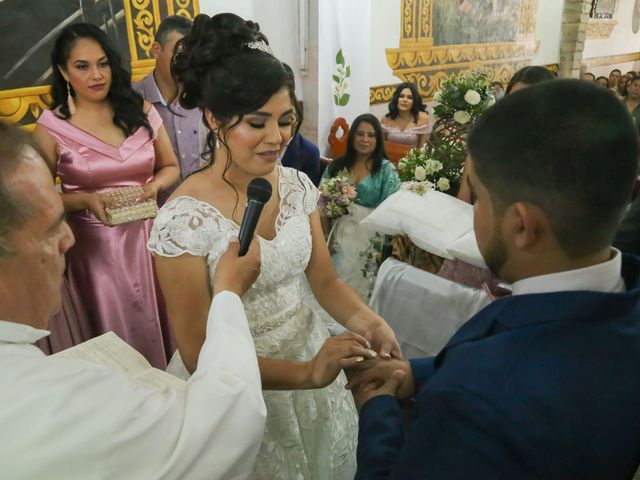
[148, 167, 358, 480]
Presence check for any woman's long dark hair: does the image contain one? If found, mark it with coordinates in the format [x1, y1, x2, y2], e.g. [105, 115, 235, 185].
[328, 114, 387, 177]
[505, 66, 556, 95]
[49, 23, 151, 138]
[385, 82, 426, 122]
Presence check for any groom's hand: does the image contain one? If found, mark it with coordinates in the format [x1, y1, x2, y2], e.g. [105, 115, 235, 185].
[354, 369, 407, 411]
[214, 237, 261, 297]
[346, 358, 414, 401]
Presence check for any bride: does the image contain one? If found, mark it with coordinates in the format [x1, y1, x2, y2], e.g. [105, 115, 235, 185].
[147, 13, 401, 480]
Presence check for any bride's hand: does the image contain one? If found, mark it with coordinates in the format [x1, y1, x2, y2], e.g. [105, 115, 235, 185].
[346, 310, 402, 360]
[305, 332, 377, 389]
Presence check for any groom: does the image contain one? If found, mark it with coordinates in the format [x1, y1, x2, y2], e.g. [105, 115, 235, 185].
[351, 80, 640, 479]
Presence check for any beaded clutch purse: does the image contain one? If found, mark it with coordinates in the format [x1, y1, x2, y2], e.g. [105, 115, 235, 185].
[104, 185, 158, 225]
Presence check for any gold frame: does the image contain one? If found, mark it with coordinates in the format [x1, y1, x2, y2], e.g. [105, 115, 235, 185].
[0, 0, 199, 130]
[384, 0, 539, 100]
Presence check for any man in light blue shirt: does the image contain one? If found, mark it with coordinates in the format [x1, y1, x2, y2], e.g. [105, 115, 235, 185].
[134, 15, 205, 205]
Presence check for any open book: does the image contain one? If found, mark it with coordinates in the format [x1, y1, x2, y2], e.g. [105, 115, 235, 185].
[361, 189, 487, 269]
[53, 332, 186, 392]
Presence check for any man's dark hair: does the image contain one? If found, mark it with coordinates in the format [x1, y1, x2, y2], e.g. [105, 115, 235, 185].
[155, 15, 193, 46]
[468, 79, 639, 258]
[0, 121, 38, 257]
[610, 68, 622, 75]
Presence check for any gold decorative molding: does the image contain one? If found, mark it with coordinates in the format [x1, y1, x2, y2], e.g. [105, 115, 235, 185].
[370, 85, 399, 105]
[1, 0, 199, 127]
[587, 18, 617, 39]
[370, 63, 559, 105]
[0, 86, 52, 131]
[387, 0, 540, 100]
[583, 52, 640, 68]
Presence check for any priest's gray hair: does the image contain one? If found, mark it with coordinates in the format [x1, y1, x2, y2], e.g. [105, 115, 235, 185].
[0, 121, 35, 258]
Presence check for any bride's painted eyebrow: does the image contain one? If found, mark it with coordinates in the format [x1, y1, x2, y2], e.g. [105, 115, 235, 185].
[247, 108, 294, 118]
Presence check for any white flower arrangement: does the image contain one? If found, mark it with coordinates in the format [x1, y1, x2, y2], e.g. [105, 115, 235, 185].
[453, 110, 472, 125]
[433, 72, 494, 125]
[464, 89, 481, 106]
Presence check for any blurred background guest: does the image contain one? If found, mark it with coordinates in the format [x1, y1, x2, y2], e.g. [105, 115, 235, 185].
[609, 68, 622, 89]
[596, 76, 610, 88]
[134, 15, 206, 206]
[624, 75, 640, 135]
[281, 132, 322, 186]
[278, 63, 322, 186]
[490, 80, 505, 101]
[505, 65, 556, 95]
[381, 82, 430, 147]
[33, 23, 179, 367]
[323, 113, 400, 299]
[581, 71, 595, 82]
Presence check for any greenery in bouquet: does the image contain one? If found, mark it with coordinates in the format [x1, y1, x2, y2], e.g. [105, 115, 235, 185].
[432, 72, 495, 125]
[318, 169, 357, 219]
[397, 142, 464, 196]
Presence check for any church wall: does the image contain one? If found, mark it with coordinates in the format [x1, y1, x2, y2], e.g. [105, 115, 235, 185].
[582, 0, 640, 76]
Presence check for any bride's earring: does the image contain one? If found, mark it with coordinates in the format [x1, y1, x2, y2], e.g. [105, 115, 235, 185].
[66, 81, 77, 115]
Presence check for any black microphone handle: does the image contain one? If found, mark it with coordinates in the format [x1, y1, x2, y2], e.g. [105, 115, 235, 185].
[238, 199, 265, 256]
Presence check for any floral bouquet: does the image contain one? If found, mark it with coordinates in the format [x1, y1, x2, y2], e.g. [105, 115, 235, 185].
[318, 168, 357, 219]
[432, 72, 495, 126]
[397, 142, 464, 196]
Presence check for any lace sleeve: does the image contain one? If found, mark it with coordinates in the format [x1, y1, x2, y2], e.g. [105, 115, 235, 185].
[148, 197, 235, 260]
[280, 167, 320, 216]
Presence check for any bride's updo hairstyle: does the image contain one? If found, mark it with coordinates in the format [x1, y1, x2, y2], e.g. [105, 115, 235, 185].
[172, 13, 301, 166]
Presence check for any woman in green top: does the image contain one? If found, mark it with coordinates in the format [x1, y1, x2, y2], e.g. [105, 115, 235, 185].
[322, 113, 400, 299]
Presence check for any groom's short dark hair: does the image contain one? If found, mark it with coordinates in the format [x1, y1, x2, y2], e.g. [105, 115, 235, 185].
[468, 79, 639, 258]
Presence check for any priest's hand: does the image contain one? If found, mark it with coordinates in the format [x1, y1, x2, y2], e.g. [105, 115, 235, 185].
[214, 238, 261, 297]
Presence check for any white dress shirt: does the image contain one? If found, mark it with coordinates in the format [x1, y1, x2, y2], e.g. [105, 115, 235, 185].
[512, 248, 625, 296]
[0, 291, 266, 480]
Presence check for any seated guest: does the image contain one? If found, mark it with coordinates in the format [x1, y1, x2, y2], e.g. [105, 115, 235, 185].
[134, 15, 206, 205]
[381, 82, 430, 147]
[609, 68, 621, 88]
[281, 132, 322, 186]
[614, 73, 630, 99]
[581, 71, 596, 82]
[624, 75, 640, 134]
[0, 121, 266, 478]
[350, 80, 640, 479]
[322, 113, 400, 299]
[596, 76, 609, 88]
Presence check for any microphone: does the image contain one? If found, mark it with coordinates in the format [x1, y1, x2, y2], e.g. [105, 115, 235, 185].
[238, 177, 272, 256]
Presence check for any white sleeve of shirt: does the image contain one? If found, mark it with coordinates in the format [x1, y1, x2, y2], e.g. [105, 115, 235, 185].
[0, 291, 265, 480]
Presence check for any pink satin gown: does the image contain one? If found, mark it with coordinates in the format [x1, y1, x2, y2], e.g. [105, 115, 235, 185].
[36, 107, 172, 368]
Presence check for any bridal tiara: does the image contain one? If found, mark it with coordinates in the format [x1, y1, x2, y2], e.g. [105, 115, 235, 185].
[246, 40, 274, 56]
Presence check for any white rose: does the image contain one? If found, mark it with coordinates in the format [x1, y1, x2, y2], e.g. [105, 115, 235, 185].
[433, 90, 442, 103]
[414, 166, 427, 181]
[464, 89, 481, 106]
[437, 177, 450, 191]
[454, 110, 472, 125]
[486, 94, 496, 107]
[342, 79, 350, 91]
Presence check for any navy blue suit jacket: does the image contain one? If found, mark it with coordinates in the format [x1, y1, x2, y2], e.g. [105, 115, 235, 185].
[357, 254, 640, 479]
[281, 133, 322, 186]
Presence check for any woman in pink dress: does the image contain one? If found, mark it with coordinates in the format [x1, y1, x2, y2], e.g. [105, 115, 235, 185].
[33, 23, 179, 367]
[381, 82, 430, 147]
